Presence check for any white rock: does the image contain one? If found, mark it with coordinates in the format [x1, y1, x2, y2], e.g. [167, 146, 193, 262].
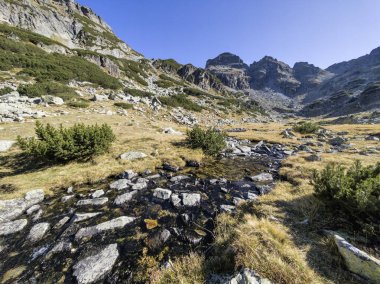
[76, 197, 108, 207]
[26, 205, 41, 215]
[91, 190, 105, 198]
[73, 244, 119, 284]
[170, 175, 190, 182]
[73, 212, 102, 223]
[114, 190, 138, 205]
[163, 127, 182, 135]
[250, 173, 273, 182]
[27, 222, 50, 242]
[181, 193, 201, 206]
[109, 179, 131, 191]
[119, 151, 147, 161]
[0, 140, 15, 152]
[54, 216, 70, 229]
[0, 219, 28, 236]
[153, 188, 172, 200]
[75, 216, 137, 241]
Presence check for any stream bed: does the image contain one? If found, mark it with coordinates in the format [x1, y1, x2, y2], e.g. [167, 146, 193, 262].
[0, 139, 291, 283]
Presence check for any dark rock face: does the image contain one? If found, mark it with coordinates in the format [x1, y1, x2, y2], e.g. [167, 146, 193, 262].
[293, 62, 334, 92]
[248, 56, 301, 96]
[206, 52, 248, 70]
[177, 64, 226, 92]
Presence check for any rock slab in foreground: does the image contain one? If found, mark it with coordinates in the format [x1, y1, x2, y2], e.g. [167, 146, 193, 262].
[208, 268, 272, 284]
[75, 216, 136, 240]
[334, 234, 380, 283]
[0, 219, 28, 236]
[73, 243, 119, 284]
[0, 140, 15, 152]
[27, 222, 50, 242]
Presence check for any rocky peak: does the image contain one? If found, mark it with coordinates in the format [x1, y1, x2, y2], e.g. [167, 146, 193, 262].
[0, 0, 134, 58]
[248, 56, 301, 96]
[206, 52, 248, 70]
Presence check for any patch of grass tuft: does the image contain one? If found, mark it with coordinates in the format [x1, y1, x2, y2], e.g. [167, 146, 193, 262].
[293, 121, 320, 134]
[160, 94, 202, 112]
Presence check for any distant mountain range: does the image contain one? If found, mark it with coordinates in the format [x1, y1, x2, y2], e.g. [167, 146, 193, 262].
[0, 0, 379, 117]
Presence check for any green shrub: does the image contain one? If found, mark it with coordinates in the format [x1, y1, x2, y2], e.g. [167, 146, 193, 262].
[293, 121, 320, 134]
[17, 122, 116, 162]
[17, 82, 77, 101]
[125, 88, 155, 98]
[67, 99, 90, 108]
[160, 94, 202, 112]
[0, 28, 122, 89]
[184, 87, 213, 98]
[0, 86, 13, 96]
[114, 102, 133, 109]
[312, 161, 380, 237]
[186, 126, 226, 156]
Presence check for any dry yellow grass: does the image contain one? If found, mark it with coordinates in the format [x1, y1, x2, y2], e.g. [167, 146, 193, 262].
[0, 107, 203, 199]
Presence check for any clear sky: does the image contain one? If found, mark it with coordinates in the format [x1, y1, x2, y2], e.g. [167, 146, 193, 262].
[77, 0, 380, 69]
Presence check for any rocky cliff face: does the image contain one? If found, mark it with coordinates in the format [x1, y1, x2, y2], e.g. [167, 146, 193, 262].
[206, 53, 250, 90]
[248, 56, 301, 96]
[0, 0, 135, 59]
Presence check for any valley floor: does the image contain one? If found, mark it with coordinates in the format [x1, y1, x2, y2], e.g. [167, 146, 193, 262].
[0, 105, 379, 283]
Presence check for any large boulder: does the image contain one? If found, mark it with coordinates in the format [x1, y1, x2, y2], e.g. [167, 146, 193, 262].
[42, 95, 64, 105]
[27, 222, 50, 242]
[334, 234, 380, 283]
[119, 151, 147, 161]
[0, 140, 15, 152]
[0, 219, 28, 236]
[73, 244, 119, 284]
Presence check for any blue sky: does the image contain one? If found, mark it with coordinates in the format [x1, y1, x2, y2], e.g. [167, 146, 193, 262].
[77, 0, 380, 69]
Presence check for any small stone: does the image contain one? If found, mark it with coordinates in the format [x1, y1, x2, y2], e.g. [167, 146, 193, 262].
[250, 173, 273, 182]
[123, 169, 138, 179]
[132, 182, 147, 190]
[163, 163, 179, 172]
[75, 216, 137, 241]
[181, 193, 201, 207]
[109, 179, 131, 191]
[76, 197, 108, 207]
[54, 216, 70, 229]
[144, 219, 158, 230]
[91, 190, 105, 198]
[67, 186, 74, 194]
[0, 219, 28, 236]
[73, 212, 102, 223]
[171, 194, 181, 207]
[61, 195, 74, 202]
[26, 204, 41, 215]
[153, 188, 172, 200]
[233, 197, 245, 205]
[27, 222, 50, 242]
[220, 205, 236, 213]
[147, 229, 171, 249]
[170, 175, 190, 182]
[246, 192, 258, 200]
[32, 209, 43, 221]
[119, 151, 147, 161]
[73, 244, 119, 284]
[46, 241, 72, 259]
[114, 190, 138, 205]
[0, 140, 15, 152]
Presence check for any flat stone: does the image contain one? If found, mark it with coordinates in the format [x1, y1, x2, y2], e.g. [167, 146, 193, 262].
[114, 190, 138, 205]
[119, 151, 147, 161]
[334, 234, 380, 283]
[153, 188, 172, 200]
[123, 169, 138, 179]
[32, 209, 43, 221]
[170, 175, 190, 182]
[220, 205, 236, 213]
[181, 193, 201, 207]
[233, 197, 245, 205]
[237, 145, 252, 153]
[91, 190, 105, 198]
[27, 222, 50, 242]
[46, 241, 72, 259]
[131, 182, 147, 190]
[109, 179, 131, 191]
[250, 173, 273, 182]
[54, 216, 70, 229]
[209, 268, 272, 284]
[0, 140, 15, 152]
[171, 194, 181, 207]
[26, 204, 41, 215]
[61, 195, 75, 202]
[147, 229, 171, 249]
[76, 197, 108, 207]
[246, 192, 259, 200]
[0, 219, 28, 236]
[75, 216, 137, 241]
[73, 212, 102, 223]
[73, 244, 119, 284]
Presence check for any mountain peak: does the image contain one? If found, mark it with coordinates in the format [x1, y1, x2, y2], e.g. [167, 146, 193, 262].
[206, 52, 248, 70]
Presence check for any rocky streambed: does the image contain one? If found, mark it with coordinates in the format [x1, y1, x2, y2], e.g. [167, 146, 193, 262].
[0, 140, 291, 283]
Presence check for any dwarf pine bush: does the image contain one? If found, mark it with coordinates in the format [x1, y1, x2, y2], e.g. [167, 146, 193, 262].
[17, 122, 115, 162]
[293, 121, 320, 134]
[312, 161, 380, 236]
[186, 126, 226, 156]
